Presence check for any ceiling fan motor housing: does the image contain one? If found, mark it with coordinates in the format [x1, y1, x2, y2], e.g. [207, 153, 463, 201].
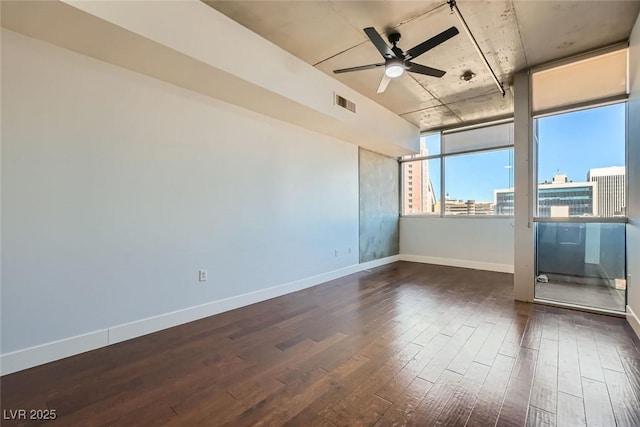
[388, 32, 401, 46]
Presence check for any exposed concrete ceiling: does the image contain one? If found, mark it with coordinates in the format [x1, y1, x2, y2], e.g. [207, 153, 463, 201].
[204, 0, 640, 131]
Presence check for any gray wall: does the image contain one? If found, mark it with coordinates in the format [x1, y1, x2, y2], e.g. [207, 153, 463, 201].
[1, 30, 360, 355]
[359, 148, 399, 262]
[628, 14, 640, 328]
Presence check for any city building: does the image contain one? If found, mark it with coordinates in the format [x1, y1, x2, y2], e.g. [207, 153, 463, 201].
[402, 142, 437, 214]
[435, 195, 494, 215]
[495, 173, 597, 217]
[588, 166, 626, 216]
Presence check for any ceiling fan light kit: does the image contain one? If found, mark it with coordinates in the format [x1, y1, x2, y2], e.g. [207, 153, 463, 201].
[385, 60, 405, 78]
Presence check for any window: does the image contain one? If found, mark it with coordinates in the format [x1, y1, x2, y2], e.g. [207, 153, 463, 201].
[400, 134, 441, 215]
[401, 123, 513, 216]
[531, 47, 627, 114]
[535, 103, 626, 218]
[445, 148, 514, 216]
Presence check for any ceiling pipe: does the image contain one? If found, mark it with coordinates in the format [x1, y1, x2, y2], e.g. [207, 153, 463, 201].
[447, 0, 506, 97]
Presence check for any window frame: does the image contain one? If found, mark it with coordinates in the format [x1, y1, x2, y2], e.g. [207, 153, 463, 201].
[400, 120, 515, 218]
[532, 100, 628, 223]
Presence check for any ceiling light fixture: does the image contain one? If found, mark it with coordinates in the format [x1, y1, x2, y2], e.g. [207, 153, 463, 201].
[385, 60, 405, 78]
[461, 70, 476, 81]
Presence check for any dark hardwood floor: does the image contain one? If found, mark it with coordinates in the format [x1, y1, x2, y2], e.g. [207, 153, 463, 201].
[2, 262, 640, 426]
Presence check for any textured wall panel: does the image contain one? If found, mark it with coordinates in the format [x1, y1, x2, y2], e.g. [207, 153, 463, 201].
[359, 148, 400, 262]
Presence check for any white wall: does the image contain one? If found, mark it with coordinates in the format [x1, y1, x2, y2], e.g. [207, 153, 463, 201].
[1, 30, 362, 368]
[1, 0, 419, 157]
[399, 217, 515, 273]
[627, 14, 640, 338]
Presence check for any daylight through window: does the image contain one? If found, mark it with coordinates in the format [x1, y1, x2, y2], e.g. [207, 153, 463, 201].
[535, 102, 626, 218]
[401, 122, 514, 216]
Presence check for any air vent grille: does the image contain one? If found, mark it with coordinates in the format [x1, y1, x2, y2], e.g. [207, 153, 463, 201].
[335, 94, 356, 113]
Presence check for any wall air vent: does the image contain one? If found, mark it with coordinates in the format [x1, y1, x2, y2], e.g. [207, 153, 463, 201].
[335, 94, 356, 113]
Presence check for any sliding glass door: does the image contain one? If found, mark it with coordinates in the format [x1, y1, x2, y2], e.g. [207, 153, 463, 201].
[533, 103, 627, 312]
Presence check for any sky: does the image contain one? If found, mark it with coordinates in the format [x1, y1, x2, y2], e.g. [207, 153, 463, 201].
[422, 102, 626, 202]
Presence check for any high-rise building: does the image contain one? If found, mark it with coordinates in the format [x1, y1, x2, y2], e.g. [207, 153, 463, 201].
[402, 144, 436, 214]
[495, 173, 597, 217]
[587, 166, 625, 216]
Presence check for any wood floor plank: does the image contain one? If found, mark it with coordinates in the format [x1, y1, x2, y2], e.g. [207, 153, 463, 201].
[495, 347, 538, 427]
[556, 391, 586, 427]
[101, 404, 179, 427]
[417, 326, 475, 383]
[499, 313, 530, 358]
[620, 356, 640, 401]
[433, 362, 489, 426]
[596, 340, 626, 373]
[411, 369, 463, 425]
[603, 368, 640, 426]
[576, 326, 606, 382]
[526, 406, 556, 427]
[288, 339, 421, 426]
[322, 342, 422, 425]
[474, 319, 511, 367]
[440, 301, 481, 336]
[530, 338, 559, 414]
[374, 377, 433, 426]
[2, 262, 639, 427]
[227, 355, 369, 426]
[521, 311, 545, 351]
[307, 417, 338, 427]
[540, 311, 560, 343]
[447, 322, 494, 375]
[375, 333, 450, 403]
[466, 354, 515, 427]
[617, 341, 640, 361]
[557, 321, 583, 398]
[582, 377, 617, 427]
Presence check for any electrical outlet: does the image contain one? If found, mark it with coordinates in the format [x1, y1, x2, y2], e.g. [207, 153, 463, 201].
[199, 269, 207, 282]
[334, 249, 339, 257]
[348, 247, 352, 254]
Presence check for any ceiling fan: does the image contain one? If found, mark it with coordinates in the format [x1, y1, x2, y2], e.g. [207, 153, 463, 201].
[333, 26, 459, 93]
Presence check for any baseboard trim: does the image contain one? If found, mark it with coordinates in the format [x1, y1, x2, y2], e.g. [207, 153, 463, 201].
[627, 305, 640, 340]
[400, 254, 514, 274]
[1, 255, 400, 376]
[0, 330, 109, 377]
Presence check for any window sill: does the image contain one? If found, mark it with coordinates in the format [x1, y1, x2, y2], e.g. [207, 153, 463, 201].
[401, 214, 515, 219]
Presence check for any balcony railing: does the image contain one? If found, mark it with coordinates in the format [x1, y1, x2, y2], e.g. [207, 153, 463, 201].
[534, 220, 626, 312]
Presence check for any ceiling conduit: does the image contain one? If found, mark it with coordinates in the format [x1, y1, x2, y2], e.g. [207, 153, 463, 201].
[447, 0, 506, 97]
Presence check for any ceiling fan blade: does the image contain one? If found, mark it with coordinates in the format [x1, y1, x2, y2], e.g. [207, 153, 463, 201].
[377, 74, 391, 93]
[406, 26, 459, 60]
[407, 63, 446, 78]
[333, 63, 385, 74]
[363, 27, 394, 58]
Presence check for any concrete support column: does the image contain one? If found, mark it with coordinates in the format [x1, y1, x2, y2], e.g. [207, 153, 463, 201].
[513, 71, 535, 302]
[626, 15, 640, 337]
